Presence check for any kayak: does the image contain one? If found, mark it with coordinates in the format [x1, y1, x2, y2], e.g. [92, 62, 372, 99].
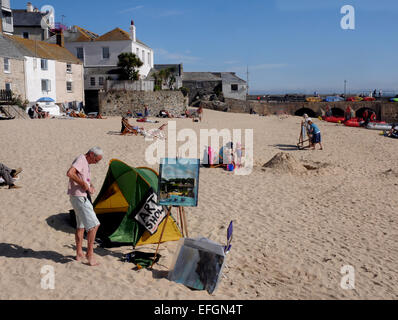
[306, 97, 322, 102]
[390, 98, 398, 102]
[346, 96, 363, 102]
[363, 97, 376, 101]
[324, 116, 345, 123]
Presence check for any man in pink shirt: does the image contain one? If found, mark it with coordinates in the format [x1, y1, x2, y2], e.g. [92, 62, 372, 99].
[67, 147, 103, 266]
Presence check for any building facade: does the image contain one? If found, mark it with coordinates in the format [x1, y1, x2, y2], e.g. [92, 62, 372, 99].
[0, 0, 13, 34]
[9, 35, 84, 108]
[64, 21, 154, 79]
[0, 34, 25, 99]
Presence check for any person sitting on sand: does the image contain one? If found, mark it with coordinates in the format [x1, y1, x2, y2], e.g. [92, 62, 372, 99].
[0, 163, 22, 189]
[307, 118, 323, 150]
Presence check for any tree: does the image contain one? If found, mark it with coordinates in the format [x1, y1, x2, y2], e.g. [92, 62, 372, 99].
[153, 67, 176, 90]
[117, 53, 143, 81]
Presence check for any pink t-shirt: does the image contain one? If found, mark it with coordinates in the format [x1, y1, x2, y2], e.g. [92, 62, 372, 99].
[67, 154, 91, 197]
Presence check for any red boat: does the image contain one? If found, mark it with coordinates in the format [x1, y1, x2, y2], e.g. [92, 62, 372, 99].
[344, 118, 363, 127]
[324, 116, 345, 123]
[363, 97, 376, 101]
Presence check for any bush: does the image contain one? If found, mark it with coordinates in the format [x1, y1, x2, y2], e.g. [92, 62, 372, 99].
[180, 87, 189, 97]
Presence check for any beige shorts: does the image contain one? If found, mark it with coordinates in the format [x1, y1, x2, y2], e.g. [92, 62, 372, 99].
[70, 196, 100, 231]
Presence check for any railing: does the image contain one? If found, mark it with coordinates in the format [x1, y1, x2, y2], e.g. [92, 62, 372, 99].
[105, 80, 154, 92]
[0, 90, 13, 103]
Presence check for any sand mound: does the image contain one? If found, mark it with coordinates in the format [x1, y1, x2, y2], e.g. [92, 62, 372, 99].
[262, 152, 308, 174]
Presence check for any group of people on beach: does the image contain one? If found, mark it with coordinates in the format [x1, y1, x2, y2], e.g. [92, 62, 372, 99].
[27, 104, 49, 119]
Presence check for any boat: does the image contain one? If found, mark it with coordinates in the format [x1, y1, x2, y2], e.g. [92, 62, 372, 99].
[363, 97, 376, 101]
[344, 118, 363, 127]
[390, 98, 398, 102]
[366, 122, 396, 131]
[346, 96, 363, 102]
[324, 116, 345, 123]
[306, 96, 322, 102]
[324, 96, 344, 102]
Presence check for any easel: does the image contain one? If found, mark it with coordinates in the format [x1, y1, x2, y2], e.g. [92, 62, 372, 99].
[150, 205, 188, 269]
[297, 121, 311, 150]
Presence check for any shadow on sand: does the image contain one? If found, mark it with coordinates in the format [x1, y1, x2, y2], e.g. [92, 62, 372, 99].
[272, 144, 300, 151]
[46, 212, 75, 235]
[0, 243, 74, 264]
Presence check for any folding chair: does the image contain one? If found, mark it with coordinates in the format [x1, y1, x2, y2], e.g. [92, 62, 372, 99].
[121, 118, 139, 136]
[297, 121, 311, 150]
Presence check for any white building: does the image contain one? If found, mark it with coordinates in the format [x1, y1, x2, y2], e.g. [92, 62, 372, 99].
[0, 0, 14, 34]
[64, 20, 154, 80]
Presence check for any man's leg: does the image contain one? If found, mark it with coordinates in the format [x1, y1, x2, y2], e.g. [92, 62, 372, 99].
[75, 228, 85, 261]
[86, 225, 100, 266]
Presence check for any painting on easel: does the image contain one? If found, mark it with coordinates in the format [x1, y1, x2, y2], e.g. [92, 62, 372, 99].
[158, 158, 200, 207]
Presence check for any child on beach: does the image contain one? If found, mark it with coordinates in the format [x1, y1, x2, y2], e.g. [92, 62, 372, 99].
[307, 118, 323, 150]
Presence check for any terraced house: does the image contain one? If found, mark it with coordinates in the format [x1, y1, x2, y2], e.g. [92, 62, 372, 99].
[0, 33, 25, 100]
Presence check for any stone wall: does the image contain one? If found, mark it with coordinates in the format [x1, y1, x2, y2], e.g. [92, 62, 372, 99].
[223, 98, 398, 122]
[98, 90, 188, 116]
[0, 57, 26, 100]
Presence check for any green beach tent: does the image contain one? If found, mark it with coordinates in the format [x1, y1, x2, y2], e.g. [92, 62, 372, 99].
[93, 159, 182, 247]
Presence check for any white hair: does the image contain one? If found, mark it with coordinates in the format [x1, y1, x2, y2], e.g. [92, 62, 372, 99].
[88, 147, 104, 157]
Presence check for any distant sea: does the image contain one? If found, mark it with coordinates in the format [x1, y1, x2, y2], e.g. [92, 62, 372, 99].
[250, 89, 397, 97]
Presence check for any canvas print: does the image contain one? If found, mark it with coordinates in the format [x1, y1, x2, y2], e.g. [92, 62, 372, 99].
[158, 158, 200, 207]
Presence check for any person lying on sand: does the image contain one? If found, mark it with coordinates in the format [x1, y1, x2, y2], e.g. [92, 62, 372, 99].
[0, 163, 22, 189]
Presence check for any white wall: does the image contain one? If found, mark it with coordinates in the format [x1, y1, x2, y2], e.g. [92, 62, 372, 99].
[24, 56, 57, 104]
[65, 40, 154, 78]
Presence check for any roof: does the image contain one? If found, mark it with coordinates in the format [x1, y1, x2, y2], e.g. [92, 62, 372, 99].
[12, 9, 46, 27]
[183, 72, 246, 84]
[65, 26, 151, 48]
[6, 35, 82, 64]
[0, 34, 26, 59]
[95, 28, 131, 42]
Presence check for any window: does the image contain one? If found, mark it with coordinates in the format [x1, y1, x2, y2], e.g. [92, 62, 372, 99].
[66, 63, 72, 73]
[5, 83, 11, 91]
[90, 77, 96, 86]
[231, 84, 238, 91]
[66, 81, 73, 92]
[2, 11, 12, 25]
[99, 77, 104, 86]
[41, 79, 51, 92]
[142, 50, 145, 64]
[23, 32, 29, 39]
[4, 58, 10, 73]
[147, 52, 151, 65]
[41, 59, 48, 70]
[136, 48, 139, 56]
[102, 47, 110, 59]
[76, 47, 84, 59]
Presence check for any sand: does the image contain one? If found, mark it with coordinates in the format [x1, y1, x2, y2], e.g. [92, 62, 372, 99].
[0, 110, 397, 300]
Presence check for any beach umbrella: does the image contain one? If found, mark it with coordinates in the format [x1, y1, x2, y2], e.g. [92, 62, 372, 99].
[37, 97, 55, 102]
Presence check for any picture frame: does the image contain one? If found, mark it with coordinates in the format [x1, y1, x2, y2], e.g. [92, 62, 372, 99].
[158, 158, 200, 207]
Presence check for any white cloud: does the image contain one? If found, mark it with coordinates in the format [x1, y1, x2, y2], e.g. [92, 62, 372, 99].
[119, 5, 144, 14]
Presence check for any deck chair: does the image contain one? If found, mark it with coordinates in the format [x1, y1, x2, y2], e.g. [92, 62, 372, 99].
[121, 118, 139, 136]
[143, 123, 167, 140]
[297, 121, 311, 150]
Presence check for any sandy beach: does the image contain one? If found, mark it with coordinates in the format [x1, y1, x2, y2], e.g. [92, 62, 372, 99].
[0, 109, 397, 300]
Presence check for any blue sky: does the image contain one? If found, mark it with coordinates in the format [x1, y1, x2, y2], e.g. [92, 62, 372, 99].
[11, 0, 398, 94]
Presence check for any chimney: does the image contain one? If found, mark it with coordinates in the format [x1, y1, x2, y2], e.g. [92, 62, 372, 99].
[129, 20, 136, 42]
[26, 2, 33, 12]
[56, 31, 65, 47]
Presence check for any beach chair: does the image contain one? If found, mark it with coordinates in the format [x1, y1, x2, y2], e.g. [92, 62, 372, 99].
[297, 121, 311, 150]
[143, 124, 167, 140]
[121, 118, 139, 136]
